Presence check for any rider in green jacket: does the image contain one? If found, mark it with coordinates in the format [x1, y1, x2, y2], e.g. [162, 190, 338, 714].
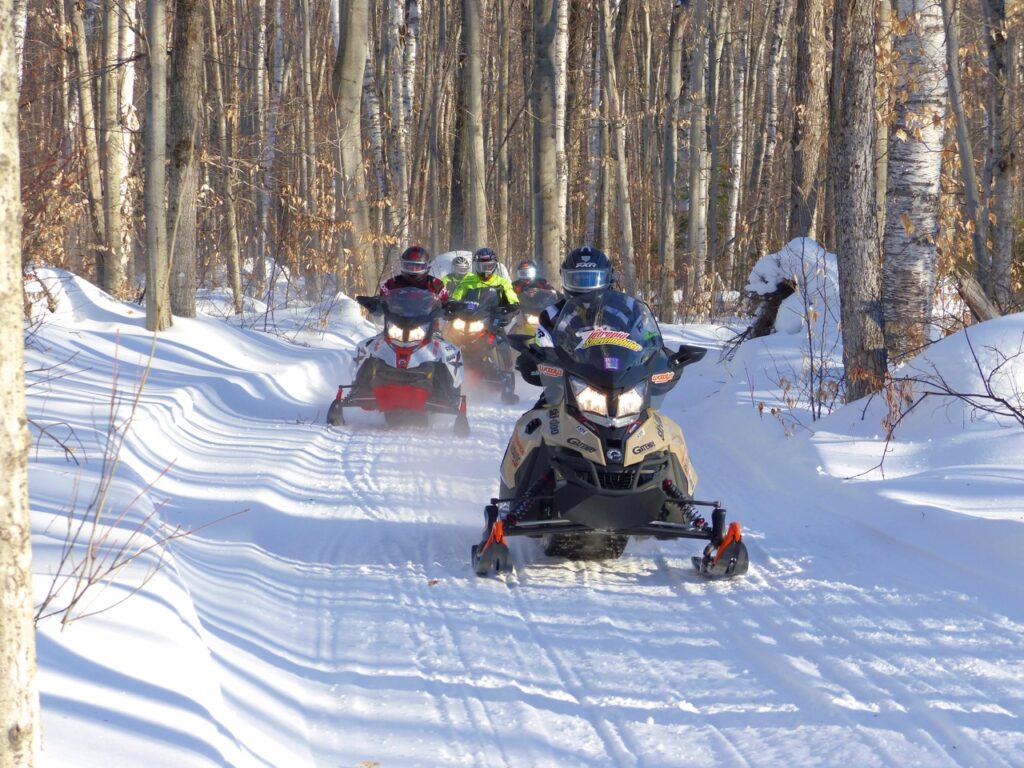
[450, 248, 520, 306]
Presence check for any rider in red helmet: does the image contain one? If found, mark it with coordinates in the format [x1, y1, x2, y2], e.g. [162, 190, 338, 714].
[380, 245, 449, 301]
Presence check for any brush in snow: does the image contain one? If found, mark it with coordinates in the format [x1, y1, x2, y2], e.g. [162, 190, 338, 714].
[443, 289, 522, 405]
[470, 290, 749, 579]
[327, 288, 471, 436]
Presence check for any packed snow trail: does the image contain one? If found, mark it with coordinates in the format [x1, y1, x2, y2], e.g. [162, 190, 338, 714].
[27, 275, 1024, 767]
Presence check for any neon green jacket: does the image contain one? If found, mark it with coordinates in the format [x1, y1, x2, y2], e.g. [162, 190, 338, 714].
[450, 273, 520, 305]
[442, 272, 465, 291]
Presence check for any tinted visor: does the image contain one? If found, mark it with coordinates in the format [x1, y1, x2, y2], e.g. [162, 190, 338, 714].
[475, 258, 497, 277]
[401, 258, 430, 275]
[517, 266, 536, 280]
[452, 261, 470, 276]
[561, 268, 609, 292]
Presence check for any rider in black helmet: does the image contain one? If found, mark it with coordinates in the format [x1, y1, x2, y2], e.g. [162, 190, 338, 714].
[516, 246, 613, 391]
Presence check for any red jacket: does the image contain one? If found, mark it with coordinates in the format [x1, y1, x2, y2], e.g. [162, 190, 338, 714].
[379, 273, 449, 302]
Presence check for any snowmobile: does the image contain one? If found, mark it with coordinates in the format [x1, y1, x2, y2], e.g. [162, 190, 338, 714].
[327, 287, 470, 436]
[443, 288, 521, 405]
[509, 285, 560, 339]
[471, 290, 749, 579]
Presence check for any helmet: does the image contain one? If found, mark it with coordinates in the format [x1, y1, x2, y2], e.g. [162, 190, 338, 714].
[400, 245, 431, 277]
[472, 247, 498, 278]
[560, 245, 611, 295]
[516, 260, 537, 281]
[450, 254, 470, 277]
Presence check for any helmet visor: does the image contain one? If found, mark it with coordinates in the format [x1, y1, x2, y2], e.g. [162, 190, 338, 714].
[475, 259, 497, 277]
[561, 268, 608, 292]
[401, 258, 430, 276]
[452, 260, 470, 276]
[517, 266, 536, 280]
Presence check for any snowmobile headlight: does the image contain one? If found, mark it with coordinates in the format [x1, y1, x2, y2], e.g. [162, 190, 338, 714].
[387, 324, 404, 340]
[452, 318, 466, 331]
[569, 376, 609, 417]
[616, 382, 647, 417]
[407, 326, 427, 342]
[526, 314, 540, 325]
[468, 320, 485, 333]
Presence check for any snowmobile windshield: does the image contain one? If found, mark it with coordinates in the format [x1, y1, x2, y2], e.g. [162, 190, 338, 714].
[518, 287, 559, 312]
[456, 286, 502, 315]
[553, 291, 663, 388]
[382, 287, 443, 326]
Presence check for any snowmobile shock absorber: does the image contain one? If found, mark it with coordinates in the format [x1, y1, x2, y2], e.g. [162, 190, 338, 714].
[661, 479, 710, 532]
[504, 471, 554, 524]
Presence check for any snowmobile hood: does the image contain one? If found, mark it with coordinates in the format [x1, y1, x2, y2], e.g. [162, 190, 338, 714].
[551, 291, 666, 390]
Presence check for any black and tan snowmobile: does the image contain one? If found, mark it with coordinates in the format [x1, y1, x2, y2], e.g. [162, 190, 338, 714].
[471, 290, 749, 579]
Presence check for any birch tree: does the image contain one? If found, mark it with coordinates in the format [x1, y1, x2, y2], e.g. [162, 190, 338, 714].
[533, 0, 561, 279]
[687, 0, 709, 297]
[461, 0, 488, 247]
[145, 0, 172, 332]
[0, 2, 39, 761]
[167, 0, 204, 317]
[658, 3, 684, 322]
[883, 0, 947, 361]
[831, 0, 887, 401]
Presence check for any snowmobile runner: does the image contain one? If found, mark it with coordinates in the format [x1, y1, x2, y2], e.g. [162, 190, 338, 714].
[443, 288, 521, 404]
[471, 290, 749, 579]
[327, 287, 470, 436]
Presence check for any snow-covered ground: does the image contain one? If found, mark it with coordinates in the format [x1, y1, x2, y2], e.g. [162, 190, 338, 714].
[25, 267, 1024, 767]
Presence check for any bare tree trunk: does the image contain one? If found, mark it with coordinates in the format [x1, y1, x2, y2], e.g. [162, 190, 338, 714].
[658, 3, 684, 322]
[256, 0, 284, 297]
[427, 2, 447, 257]
[883, 0, 947, 361]
[13, 0, 26, 88]
[253, 0, 268, 287]
[298, 0, 321, 300]
[101, 0, 126, 295]
[831, 0, 887, 401]
[66, 0, 108, 288]
[533, 0, 561, 278]
[206, 0, 242, 313]
[386, 0, 410, 251]
[0, 0, 39, 759]
[496, 0, 510, 261]
[332, 0, 374, 293]
[706, 1, 728, 277]
[982, 0, 1016, 309]
[585, 24, 603, 246]
[789, 0, 827, 240]
[146, 0, 172, 331]
[601, 0, 635, 293]
[555, 0, 569, 242]
[687, 0, 709, 298]
[876, 0, 892, 244]
[462, 0, 487, 246]
[724, 4, 749, 286]
[941, 0, 990, 300]
[167, 0, 204, 318]
[754, 0, 794, 258]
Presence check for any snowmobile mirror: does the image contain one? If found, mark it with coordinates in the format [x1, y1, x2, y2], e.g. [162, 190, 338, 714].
[670, 344, 708, 370]
[356, 295, 384, 315]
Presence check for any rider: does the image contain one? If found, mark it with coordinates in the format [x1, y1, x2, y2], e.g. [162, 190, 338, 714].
[380, 245, 449, 301]
[516, 245, 614, 394]
[443, 254, 471, 292]
[511, 259, 554, 294]
[450, 248, 520, 308]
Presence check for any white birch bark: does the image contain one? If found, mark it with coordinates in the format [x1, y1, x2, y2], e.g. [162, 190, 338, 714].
[724, 3, 749, 285]
[253, 0, 268, 286]
[658, 3, 684, 322]
[555, 0, 569, 241]
[687, 0, 709, 297]
[145, 0, 172, 331]
[387, 0, 410, 247]
[101, 0, 126, 295]
[403, 0, 420, 141]
[533, 0, 560, 278]
[883, 0, 947, 361]
[13, 0, 26, 88]
[298, 0, 320, 299]
[0, 2, 39, 761]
